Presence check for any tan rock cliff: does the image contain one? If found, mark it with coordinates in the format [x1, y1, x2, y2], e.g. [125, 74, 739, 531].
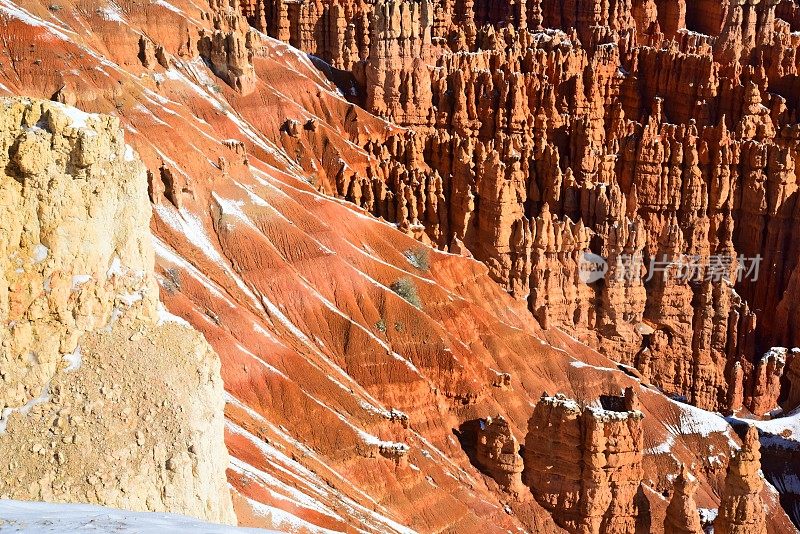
[0, 98, 234, 524]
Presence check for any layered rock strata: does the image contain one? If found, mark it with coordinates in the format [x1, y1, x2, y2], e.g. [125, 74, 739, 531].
[250, 0, 800, 418]
[523, 390, 645, 534]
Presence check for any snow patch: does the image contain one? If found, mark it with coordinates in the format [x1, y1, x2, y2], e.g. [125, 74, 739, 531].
[675, 401, 730, 437]
[156, 302, 192, 328]
[570, 359, 619, 372]
[55, 103, 94, 129]
[152, 236, 237, 308]
[123, 143, 136, 161]
[32, 244, 48, 264]
[98, 3, 125, 22]
[357, 430, 410, 454]
[0, 499, 271, 533]
[698, 507, 718, 524]
[243, 495, 341, 534]
[0, 384, 50, 434]
[63, 345, 82, 373]
[731, 407, 800, 446]
[106, 256, 124, 278]
[644, 433, 675, 455]
[151, 0, 184, 14]
[118, 290, 144, 306]
[225, 414, 415, 533]
[71, 274, 91, 289]
[154, 204, 262, 309]
[0, 0, 74, 41]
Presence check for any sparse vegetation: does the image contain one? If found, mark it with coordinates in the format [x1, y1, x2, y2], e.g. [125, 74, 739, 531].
[403, 247, 430, 271]
[48, 4, 62, 10]
[375, 319, 387, 333]
[390, 278, 422, 309]
[394, 321, 404, 332]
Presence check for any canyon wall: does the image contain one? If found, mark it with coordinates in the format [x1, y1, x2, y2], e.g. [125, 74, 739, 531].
[0, 0, 797, 531]
[0, 98, 234, 524]
[252, 0, 800, 418]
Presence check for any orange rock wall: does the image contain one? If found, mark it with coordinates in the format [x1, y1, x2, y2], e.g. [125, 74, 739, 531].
[1, 0, 799, 531]
[253, 0, 800, 416]
[523, 391, 645, 534]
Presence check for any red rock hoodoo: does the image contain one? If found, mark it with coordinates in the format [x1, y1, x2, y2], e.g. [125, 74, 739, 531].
[1, 0, 800, 531]
[475, 415, 527, 496]
[523, 389, 645, 534]
[715, 426, 769, 534]
[664, 466, 704, 534]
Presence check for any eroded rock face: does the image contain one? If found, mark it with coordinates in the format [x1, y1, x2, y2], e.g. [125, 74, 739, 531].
[2, 0, 800, 530]
[523, 390, 644, 534]
[475, 415, 526, 496]
[0, 98, 234, 524]
[714, 426, 768, 534]
[251, 0, 800, 419]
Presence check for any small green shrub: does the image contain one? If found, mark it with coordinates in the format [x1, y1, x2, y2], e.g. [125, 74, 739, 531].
[403, 247, 430, 271]
[390, 278, 422, 309]
[375, 319, 387, 333]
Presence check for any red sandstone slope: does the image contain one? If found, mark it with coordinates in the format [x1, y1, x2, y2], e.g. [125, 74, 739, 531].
[0, 0, 796, 532]
[245, 0, 800, 426]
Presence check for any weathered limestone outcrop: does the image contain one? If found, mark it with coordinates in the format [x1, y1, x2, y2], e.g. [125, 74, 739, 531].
[0, 98, 234, 524]
[523, 389, 644, 534]
[714, 426, 768, 534]
[475, 415, 526, 496]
